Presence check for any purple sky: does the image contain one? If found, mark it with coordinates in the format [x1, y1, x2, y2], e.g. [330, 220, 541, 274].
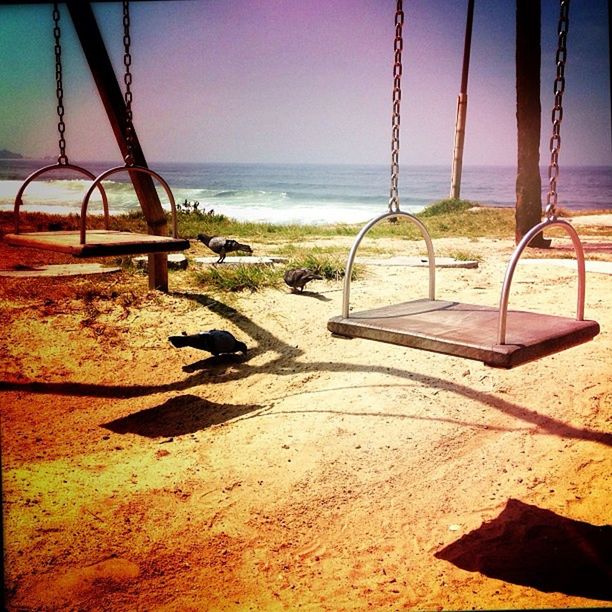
[1, 0, 610, 166]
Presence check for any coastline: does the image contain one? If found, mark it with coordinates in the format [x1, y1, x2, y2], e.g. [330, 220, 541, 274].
[1, 161, 610, 223]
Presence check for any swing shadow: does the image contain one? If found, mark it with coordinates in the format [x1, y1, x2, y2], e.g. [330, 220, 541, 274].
[102, 394, 263, 438]
[435, 498, 612, 602]
[1, 291, 610, 447]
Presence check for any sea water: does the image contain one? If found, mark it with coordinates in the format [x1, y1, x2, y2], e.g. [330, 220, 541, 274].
[0, 160, 609, 225]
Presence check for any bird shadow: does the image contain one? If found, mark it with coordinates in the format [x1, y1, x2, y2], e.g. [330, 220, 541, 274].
[289, 290, 331, 301]
[181, 353, 247, 373]
[102, 393, 263, 438]
[435, 498, 612, 601]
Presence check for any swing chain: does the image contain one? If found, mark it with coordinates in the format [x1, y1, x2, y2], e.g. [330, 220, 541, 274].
[389, 0, 404, 214]
[122, 0, 135, 166]
[545, 0, 570, 221]
[52, 2, 68, 166]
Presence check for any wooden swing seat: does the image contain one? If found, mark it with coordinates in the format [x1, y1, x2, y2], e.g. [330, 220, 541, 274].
[4, 229, 190, 258]
[9, 164, 190, 259]
[328, 298, 600, 369]
[329, 211, 601, 369]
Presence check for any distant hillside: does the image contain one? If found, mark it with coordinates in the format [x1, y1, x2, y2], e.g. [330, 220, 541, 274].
[0, 149, 23, 159]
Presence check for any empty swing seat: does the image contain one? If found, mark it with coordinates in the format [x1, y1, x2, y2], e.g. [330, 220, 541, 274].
[328, 299, 600, 369]
[6, 163, 190, 258]
[4, 229, 190, 258]
[328, 211, 600, 369]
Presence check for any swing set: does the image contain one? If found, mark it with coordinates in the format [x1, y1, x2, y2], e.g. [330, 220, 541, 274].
[4, 1, 189, 290]
[328, 0, 600, 368]
[3, 0, 600, 368]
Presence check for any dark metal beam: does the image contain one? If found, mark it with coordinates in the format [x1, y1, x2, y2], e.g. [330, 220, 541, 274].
[65, 1, 169, 291]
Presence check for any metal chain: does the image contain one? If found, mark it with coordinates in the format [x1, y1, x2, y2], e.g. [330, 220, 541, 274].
[122, 0, 135, 165]
[52, 3, 68, 165]
[545, 0, 570, 220]
[388, 0, 404, 214]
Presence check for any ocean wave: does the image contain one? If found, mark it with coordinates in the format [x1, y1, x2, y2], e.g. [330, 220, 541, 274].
[1, 161, 608, 224]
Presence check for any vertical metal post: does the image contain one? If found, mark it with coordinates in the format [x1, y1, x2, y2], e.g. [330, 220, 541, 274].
[450, 0, 475, 200]
[66, 1, 169, 291]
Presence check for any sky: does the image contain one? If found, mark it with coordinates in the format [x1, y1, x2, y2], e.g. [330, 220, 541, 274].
[0, 0, 610, 167]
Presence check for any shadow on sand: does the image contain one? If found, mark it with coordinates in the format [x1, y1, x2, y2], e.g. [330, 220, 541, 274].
[1, 291, 610, 447]
[102, 393, 263, 438]
[435, 498, 612, 601]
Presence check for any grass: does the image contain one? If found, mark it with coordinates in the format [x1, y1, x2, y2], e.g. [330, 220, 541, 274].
[285, 249, 356, 281]
[192, 249, 356, 292]
[194, 264, 282, 293]
[418, 198, 476, 217]
[439, 250, 484, 262]
[6, 198, 605, 244]
[3, 198, 608, 293]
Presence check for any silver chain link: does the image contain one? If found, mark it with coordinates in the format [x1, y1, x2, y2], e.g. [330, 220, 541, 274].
[122, 0, 135, 165]
[545, 0, 570, 220]
[52, 3, 68, 165]
[388, 0, 404, 214]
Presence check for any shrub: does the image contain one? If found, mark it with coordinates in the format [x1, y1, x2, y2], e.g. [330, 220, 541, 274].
[418, 199, 477, 217]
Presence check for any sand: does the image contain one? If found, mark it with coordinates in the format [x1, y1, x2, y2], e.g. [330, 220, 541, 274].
[1, 221, 611, 610]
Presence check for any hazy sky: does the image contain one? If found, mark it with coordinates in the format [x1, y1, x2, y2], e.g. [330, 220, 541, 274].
[1, 0, 610, 166]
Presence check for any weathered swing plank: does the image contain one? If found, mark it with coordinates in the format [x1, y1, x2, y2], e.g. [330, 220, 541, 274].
[328, 298, 600, 368]
[4, 230, 189, 258]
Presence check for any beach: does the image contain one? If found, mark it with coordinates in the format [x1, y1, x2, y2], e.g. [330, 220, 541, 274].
[1, 215, 611, 610]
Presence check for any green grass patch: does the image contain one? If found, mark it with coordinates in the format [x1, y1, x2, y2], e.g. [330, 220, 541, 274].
[418, 198, 476, 217]
[286, 250, 355, 281]
[4, 197, 606, 260]
[440, 250, 483, 262]
[194, 264, 282, 292]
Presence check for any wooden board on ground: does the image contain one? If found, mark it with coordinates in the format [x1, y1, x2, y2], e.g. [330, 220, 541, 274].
[0, 263, 121, 278]
[356, 256, 479, 268]
[4, 230, 190, 258]
[328, 298, 600, 369]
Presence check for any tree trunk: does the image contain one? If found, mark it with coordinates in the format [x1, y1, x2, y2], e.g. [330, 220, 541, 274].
[516, 0, 550, 247]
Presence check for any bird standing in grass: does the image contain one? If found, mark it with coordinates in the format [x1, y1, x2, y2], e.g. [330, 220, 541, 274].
[284, 268, 323, 293]
[169, 329, 247, 356]
[197, 233, 253, 263]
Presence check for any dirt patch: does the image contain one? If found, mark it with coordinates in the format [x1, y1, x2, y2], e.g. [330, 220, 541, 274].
[1, 231, 611, 610]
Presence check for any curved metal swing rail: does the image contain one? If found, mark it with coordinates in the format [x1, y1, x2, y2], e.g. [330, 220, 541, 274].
[80, 164, 180, 243]
[12, 162, 110, 234]
[328, 211, 600, 369]
[498, 216, 586, 343]
[5, 164, 190, 258]
[340, 210, 437, 316]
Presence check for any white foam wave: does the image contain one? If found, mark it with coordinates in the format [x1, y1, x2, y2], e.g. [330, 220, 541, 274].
[0, 179, 424, 224]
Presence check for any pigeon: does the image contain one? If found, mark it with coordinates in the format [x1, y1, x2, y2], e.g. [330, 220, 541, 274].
[197, 233, 253, 263]
[284, 268, 323, 293]
[169, 329, 247, 356]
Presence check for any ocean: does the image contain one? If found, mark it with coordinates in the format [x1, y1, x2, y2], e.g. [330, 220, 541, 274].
[0, 159, 610, 225]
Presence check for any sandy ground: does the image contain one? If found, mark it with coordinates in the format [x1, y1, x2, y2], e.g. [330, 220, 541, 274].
[1, 220, 611, 611]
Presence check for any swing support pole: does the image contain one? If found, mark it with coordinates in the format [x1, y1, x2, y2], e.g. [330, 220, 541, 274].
[449, 0, 475, 200]
[66, 1, 169, 291]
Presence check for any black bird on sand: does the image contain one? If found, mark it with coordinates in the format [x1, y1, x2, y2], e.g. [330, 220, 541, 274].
[197, 233, 253, 263]
[169, 329, 247, 356]
[284, 268, 323, 293]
